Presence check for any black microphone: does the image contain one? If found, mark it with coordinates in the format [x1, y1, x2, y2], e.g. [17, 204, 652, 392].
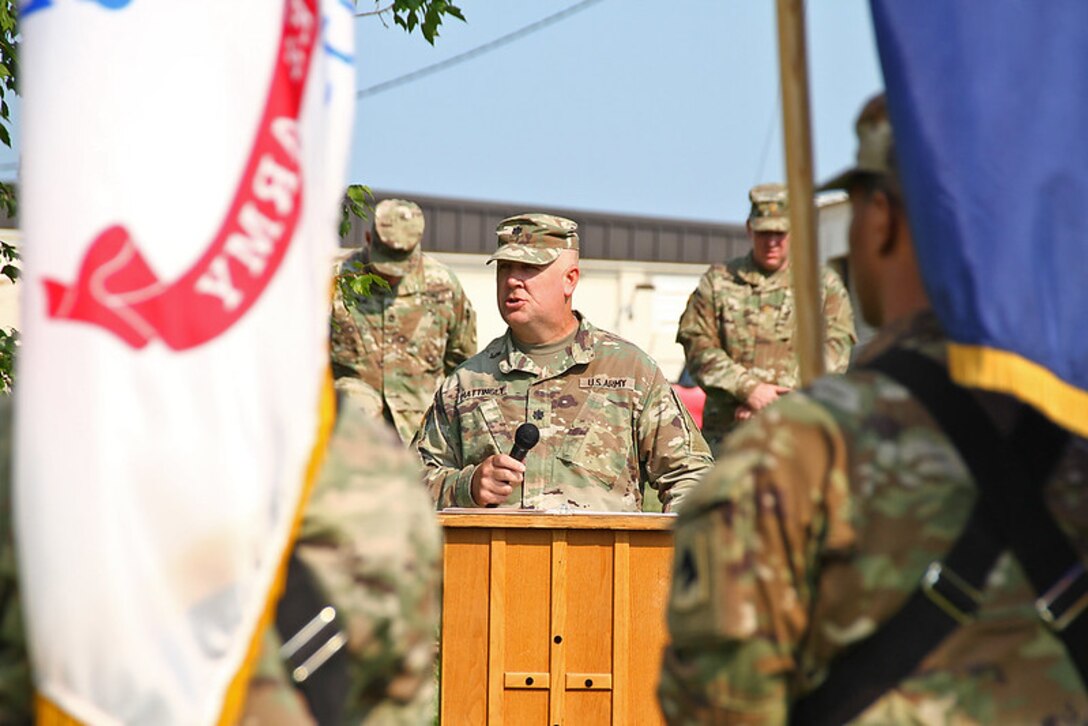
[509, 422, 540, 462]
[485, 423, 539, 508]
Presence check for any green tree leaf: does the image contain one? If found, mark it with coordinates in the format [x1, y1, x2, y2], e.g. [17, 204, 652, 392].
[0, 0, 15, 395]
[381, 0, 465, 44]
[339, 184, 375, 242]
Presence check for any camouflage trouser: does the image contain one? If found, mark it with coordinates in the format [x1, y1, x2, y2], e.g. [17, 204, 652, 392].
[333, 377, 385, 421]
[241, 628, 439, 725]
[240, 630, 317, 725]
[699, 423, 735, 456]
[700, 393, 744, 455]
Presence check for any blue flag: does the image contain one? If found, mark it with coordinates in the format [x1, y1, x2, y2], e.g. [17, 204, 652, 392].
[870, 0, 1088, 436]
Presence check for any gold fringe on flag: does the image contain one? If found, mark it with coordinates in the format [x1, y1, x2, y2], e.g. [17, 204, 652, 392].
[948, 343, 1088, 438]
[217, 372, 337, 724]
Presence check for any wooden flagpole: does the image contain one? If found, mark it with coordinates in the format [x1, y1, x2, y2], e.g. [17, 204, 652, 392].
[775, 0, 825, 385]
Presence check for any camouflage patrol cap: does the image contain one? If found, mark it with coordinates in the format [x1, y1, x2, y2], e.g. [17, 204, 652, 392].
[487, 213, 579, 266]
[748, 184, 790, 232]
[370, 199, 424, 277]
[819, 93, 898, 191]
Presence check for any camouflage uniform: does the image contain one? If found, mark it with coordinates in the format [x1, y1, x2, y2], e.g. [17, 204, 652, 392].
[331, 198, 476, 444]
[0, 397, 31, 723]
[417, 312, 712, 513]
[660, 312, 1088, 724]
[245, 386, 443, 724]
[677, 185, 856, 449]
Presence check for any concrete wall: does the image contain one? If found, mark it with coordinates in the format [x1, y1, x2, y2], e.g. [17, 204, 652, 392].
[817, 191, 850, 260]
[430, 252, 705, 381]
[814, 194, 877, 348]
[432, 197, 863, 381]
[0, 236, 707, 380]
[0, 195, 860, 375]
[0, 230, 18, 331]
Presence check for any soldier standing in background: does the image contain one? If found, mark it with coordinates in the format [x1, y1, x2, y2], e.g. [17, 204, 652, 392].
[676, 183, 856, 449]
[659, 95, 1088, 724]
[331, 198, 476, 444]
[416, 213, 713, 513]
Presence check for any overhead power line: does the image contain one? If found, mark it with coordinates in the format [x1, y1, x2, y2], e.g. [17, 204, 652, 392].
[755, 0, 804, 185]
[357, 0, 607, 100]
[754, 80, 781, 185]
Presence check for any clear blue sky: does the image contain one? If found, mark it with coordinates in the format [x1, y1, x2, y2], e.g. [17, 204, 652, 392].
[0, 1, 883, 226]
[352, 1, 883, 224]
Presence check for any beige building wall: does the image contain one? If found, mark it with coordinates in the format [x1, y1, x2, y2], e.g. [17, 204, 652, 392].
[0, 198, 856, 374]
[0, 238, 705, 378]
[815, 193, 877, 348]
[431, 200, 859, 380]
[0, 230, 18, 332]
[430, 252, 706, 381]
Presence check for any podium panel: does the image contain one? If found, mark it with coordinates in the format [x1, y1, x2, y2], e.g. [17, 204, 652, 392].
[438, 511, 674, 726]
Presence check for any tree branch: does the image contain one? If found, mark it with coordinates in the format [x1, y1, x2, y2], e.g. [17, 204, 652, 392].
[355, 3, 394, 17]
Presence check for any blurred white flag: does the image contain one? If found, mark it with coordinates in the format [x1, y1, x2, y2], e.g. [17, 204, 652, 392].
[15, 0, 354, 722]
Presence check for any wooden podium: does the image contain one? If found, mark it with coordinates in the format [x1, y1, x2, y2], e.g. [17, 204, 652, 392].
[438, 510, 675, 726]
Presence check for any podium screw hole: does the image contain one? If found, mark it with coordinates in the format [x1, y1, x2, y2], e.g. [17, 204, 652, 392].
[553, 635, 562, 644]
[585, 678, 593, 687]
[525, 677, 534, 685]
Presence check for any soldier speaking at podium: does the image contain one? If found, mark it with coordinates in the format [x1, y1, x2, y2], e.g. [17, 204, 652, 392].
[415, 213, 713, 513]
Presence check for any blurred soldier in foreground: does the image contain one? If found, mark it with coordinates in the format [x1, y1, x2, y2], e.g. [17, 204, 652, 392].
[244, 380, 443, 723]
[416, 213, 713, 512]
[331, 198, 476, 444]
[676, 183, 856, 449]
[659, 95, 1088, 723]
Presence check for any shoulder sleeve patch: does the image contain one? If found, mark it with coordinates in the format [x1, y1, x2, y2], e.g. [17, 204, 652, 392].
[670, 530, 711, 613]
